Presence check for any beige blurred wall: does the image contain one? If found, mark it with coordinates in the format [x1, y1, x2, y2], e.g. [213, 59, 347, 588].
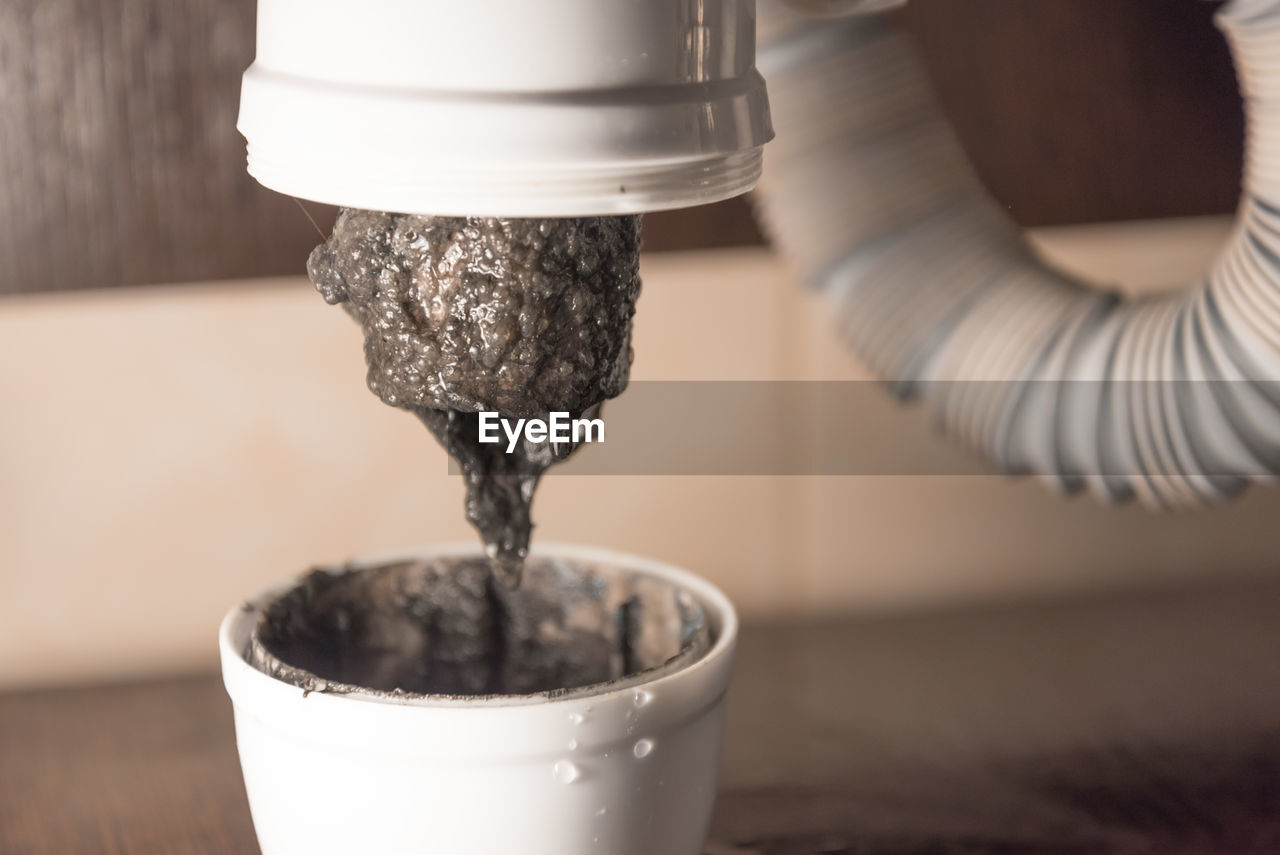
[2, 215, 1277, 689]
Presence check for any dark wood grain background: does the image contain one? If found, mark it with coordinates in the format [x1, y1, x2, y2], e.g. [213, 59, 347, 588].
[0, 0, 1243, 294]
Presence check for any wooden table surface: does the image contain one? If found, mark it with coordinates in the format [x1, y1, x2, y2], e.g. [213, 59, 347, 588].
[3, 576, 1279, 854]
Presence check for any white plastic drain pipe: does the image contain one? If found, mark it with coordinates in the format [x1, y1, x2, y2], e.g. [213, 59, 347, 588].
[237, 0, 773, 217]
[755, 0, 1280, 508]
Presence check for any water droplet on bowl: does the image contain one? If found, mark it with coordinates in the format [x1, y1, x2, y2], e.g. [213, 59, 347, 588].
[552, 760, 580, 784]
[568, 738, 579, 751]
[633, 689, 653, 707]
[569, 712, 584, 725]
[633, 738, 654, 758]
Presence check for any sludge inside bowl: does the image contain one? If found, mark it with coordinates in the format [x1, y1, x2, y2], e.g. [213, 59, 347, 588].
[219, 543, 738, 855]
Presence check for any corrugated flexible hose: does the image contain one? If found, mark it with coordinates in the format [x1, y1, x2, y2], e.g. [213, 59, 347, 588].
[753, 0, 1280, 508]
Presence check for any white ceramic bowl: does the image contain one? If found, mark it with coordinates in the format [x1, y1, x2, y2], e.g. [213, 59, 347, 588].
[220, 543, 738, 855]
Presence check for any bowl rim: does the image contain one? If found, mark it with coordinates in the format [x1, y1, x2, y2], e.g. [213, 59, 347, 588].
[220, 541, 738, 710]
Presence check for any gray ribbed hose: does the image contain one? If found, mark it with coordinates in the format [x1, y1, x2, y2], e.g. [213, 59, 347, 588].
[754, 0, 1280, 508]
